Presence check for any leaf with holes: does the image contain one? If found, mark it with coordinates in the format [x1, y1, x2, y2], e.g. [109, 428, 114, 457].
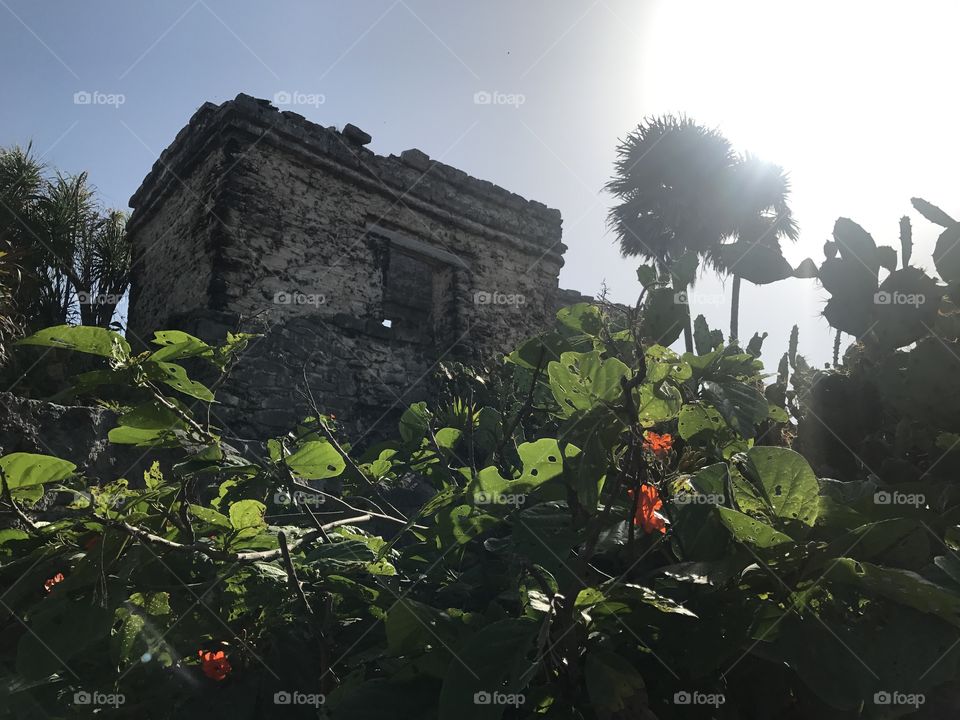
[285, 440, 346, 480]
[742, 447, 820, 532]
[0, 453, 75, 491]
[17, 324, 130, 360]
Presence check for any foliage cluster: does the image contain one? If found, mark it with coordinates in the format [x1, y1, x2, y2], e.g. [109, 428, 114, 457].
[3, 208, 960, 718]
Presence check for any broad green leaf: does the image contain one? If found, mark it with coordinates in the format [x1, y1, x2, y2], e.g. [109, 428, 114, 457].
[108, 401, 186, 446]
[128, 591, 171, 615]
[433, 428, 461, 450]
[743, 446, 820, 529]
[575, 587, 606, 608]
[673, 463, 729, 561]
[17, 601, 114, 680]
[677, 404, 724, 442]
[285, 440, 346, 480]
[548, 351, 630, 417]
[113, 612, 146, 664]
[636, 381, 682, 427]
[229, 499, 266, 530]
[607, 583, 698, 618]
[645, 345, 692, 382]
[506, 331, 566, 370]
[702, 380, 768, 439]
[399, 402, 431, 444]
[437, 504, 501, 547]
[386, 599, 452, 654]
[17, 324, 130, 360]
[189, 504, 232, 528]
[437, 618, 537, 720]
[585, 650, 645, 714]
[148, 330, 212, 362]
[716, 507, 793, 549]
[147, 361, 214, 402]
[556, 303, 603, 337]
[0, 453, 75, 490]
[828, 558, 960, 628]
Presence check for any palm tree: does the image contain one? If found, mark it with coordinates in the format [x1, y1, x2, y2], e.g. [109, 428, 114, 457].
[712, 156, 798, 342]
[0, 145, 130, 337]
[607, 116, 737, 351]
[607, 116, 797, 349]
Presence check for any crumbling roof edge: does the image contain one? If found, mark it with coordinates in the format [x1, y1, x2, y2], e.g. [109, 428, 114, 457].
[128, 93, 563, 229]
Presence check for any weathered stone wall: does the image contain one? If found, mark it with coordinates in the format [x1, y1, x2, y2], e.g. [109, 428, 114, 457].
[0, 392, 157, 481]
[126, 94, 568, 440]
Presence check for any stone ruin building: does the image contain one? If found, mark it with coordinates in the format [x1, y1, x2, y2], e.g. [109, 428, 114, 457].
[124, 93, 583, 442]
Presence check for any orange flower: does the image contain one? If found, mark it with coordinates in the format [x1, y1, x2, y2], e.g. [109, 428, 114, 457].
[44, 573, 65, 593]
[627, 484, 667, 535]
[642, 432, 673, 458]
[198, 649, 231, 681]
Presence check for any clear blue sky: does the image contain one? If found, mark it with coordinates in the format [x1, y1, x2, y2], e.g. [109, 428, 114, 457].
[4, 0, 958, 368]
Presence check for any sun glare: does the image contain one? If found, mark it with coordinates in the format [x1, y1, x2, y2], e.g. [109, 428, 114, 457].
[639, 0, 960, 269]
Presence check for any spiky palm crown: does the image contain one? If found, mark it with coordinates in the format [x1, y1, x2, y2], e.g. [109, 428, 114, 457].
[606, 116, 797, 275]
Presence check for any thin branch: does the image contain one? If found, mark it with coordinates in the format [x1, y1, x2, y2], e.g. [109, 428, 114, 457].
[287, 479, 425, 529]
[0, 467, 39, 533]
[91, 513, 372, 563]
[298, 362, 408, 521]
[496, 346, 547, 462]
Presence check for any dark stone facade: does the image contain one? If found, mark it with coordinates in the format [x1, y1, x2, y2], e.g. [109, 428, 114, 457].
[125, 93, 572, 441]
